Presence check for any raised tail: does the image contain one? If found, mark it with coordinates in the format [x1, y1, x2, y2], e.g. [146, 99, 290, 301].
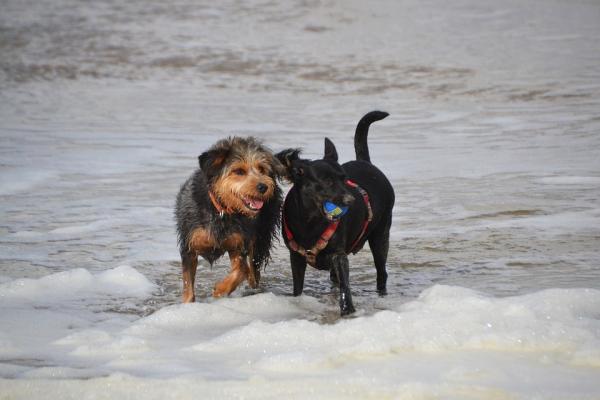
[354, 110, 389, 163]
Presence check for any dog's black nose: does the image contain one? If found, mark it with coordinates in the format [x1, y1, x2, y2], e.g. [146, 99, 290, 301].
[256, 183, 268, 194]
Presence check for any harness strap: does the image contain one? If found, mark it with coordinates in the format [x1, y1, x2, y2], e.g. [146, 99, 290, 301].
[345, 179, 373, 253]
[282, 179, 373, 266]
[283, 212, 339, 267]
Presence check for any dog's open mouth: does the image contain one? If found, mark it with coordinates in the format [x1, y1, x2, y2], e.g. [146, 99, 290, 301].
[242, 197, 264, 211]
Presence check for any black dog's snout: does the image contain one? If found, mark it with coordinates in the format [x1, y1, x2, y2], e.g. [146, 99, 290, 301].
[256, 183, 268, 194]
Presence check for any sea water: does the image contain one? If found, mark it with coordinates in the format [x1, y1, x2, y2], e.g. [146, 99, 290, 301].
[1, 0, 599, 398]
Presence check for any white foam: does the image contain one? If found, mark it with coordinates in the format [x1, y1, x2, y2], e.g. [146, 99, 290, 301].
[0, 282, 599, 398]
[0, 265, 156, 302]
[489, 209, 600, 235]
[190, 286, 600, 363]
[48, 221, 115, 235]
[538, 176, 600, 185]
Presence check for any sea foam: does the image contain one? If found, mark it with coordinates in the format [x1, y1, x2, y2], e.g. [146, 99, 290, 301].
[1, 268, 599, 399]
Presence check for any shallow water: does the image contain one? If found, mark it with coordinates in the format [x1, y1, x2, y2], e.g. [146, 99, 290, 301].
[1, 0, 600, 398]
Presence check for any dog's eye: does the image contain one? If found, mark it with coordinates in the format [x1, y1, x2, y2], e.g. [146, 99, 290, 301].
[293, 167, 304, 177]
[233, 168, 246, 176]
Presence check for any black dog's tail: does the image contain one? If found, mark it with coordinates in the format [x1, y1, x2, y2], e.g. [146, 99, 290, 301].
[354, 110, 389, 163]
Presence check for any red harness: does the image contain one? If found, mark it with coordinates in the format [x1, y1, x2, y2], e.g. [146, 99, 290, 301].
[282, 179, 373, 267]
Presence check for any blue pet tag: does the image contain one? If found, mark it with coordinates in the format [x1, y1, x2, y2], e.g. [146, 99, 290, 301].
[323, 201, 348, 220]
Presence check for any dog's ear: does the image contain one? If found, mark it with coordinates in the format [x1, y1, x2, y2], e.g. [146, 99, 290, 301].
[275, 148, 302, 181]
[199, 147, 229, 178]
[323, 138, 338, 162]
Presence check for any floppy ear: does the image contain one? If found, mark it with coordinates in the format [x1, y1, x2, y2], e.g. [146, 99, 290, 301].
[275, 148, 302, 182]
[323, 138, 338, 162]
[199, 147, 229, 179]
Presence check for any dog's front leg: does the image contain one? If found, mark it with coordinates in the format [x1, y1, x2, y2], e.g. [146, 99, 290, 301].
[331, 253, 355, 316]
[213, 250, 249, 297]
[290, 251, 307, 296]
[246, 244, 260, 289]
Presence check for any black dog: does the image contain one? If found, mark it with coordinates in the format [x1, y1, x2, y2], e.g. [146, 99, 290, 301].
[276, 111, 394, 315]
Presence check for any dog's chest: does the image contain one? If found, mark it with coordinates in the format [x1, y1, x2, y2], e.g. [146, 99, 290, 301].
[188, 217, 255, 259]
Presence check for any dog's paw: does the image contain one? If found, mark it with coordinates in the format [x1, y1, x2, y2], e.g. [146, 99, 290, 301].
[242, 286, 264, 297]
[212, 285, 227, 298]
[340, 301, 356, 317]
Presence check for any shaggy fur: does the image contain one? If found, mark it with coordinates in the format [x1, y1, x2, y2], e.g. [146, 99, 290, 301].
[175, 137, 282, 302]
[276, 111, 395, 315]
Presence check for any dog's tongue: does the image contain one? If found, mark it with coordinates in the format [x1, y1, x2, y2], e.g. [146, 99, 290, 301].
[247, 198, 264, 210]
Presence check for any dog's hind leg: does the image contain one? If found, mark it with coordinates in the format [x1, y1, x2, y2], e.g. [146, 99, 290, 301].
[247, 264, 261, 289]
[290, 251, 307, 296]
[181, 252, 198, 303]
[247, 246, 261, 289]
[213, 251, 249, 297]
[331, 253, 356, 316]
[368, 220, 391, 296]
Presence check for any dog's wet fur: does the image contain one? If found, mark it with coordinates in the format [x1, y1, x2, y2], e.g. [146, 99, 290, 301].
[276, 111, 395, 315]
[175, 137, 282, 302]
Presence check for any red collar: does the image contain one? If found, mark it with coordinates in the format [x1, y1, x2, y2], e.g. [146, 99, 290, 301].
[209, 191, 234, 217]
[282, 179, 373, 267]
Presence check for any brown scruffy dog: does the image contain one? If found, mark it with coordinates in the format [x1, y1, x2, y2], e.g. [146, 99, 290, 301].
[175, 137, 282, 302]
